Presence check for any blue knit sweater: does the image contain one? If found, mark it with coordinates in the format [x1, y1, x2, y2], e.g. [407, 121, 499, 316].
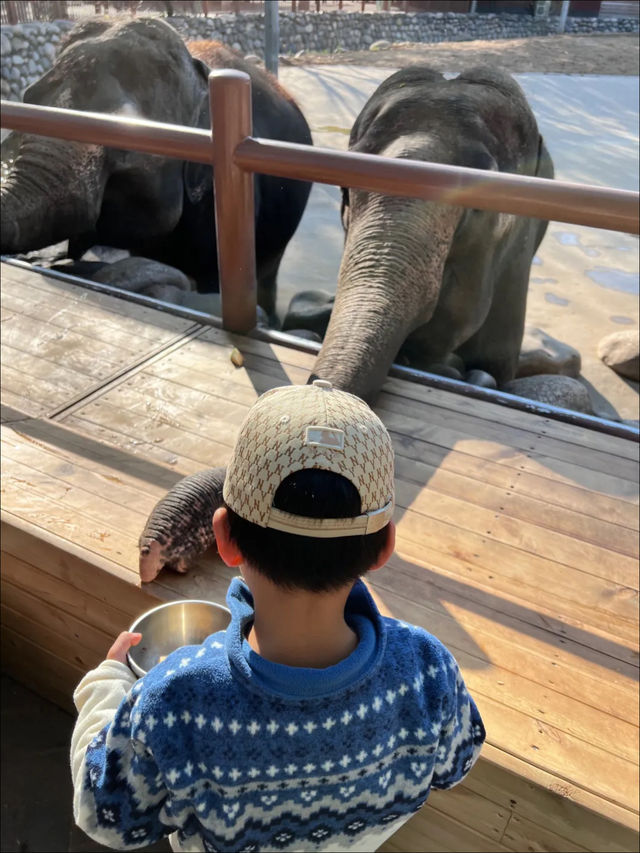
[73, 578, 485, 851]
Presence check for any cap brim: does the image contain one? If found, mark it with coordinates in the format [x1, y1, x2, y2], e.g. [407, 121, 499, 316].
[264, 501, 394, 538]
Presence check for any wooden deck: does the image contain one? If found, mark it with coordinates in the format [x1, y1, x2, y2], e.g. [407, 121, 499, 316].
[1, 261, 638, 853]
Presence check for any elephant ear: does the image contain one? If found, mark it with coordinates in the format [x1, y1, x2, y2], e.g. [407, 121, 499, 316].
[535, 135, 554, 181]
[183, 59, 214, 206]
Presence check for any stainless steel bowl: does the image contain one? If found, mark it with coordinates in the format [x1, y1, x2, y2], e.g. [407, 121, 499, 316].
[126, 599, 231, 678]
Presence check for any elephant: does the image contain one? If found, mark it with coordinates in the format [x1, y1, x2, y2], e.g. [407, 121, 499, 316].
[0, 17, 313, 322]
[301, 65, 554, 403]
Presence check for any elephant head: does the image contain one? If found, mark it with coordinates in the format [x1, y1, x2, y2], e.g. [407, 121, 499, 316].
[1, 19, 312, 317]
[1, 17, 206, 258]
[309, 66, 553, 403]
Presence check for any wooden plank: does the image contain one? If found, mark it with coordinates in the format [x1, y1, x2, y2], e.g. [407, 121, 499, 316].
[1, 286, 190, 355]
[59, 395, 640, 626]
[1, 474, 144, 570]
[1, 431, 168, 507]
[60, 397, 236, 468]
[129, 362, 639, 529]
[376, 399, 636, 484]
[1, 311, 131, 376]
[383, 553, 637, 704]
[501, 812, 590, 852]
[379, 803, 512, 853]
[424, 785, 510, 844]
[1, 598, 112, 677]
[143, 342, 640, 502]
[1, 263, 195, 336]
[394, 510, 638, 642]
[1, 550, 155, 637]
[381, 551, 638, 700]
[1, 443, 159, 528]
[0, 388, 50, 419]
[381, 376, 639, 463]
[1, 512, 152, 600]
[0, 363, 88, 413]
[1, 623, 84, 715]
[393, 449, 639, 534]
[192, 324, 639, 462]
[3, 416, 196, 486]
[122, 368, 639, 544]
[365, 577, 638, 759]
[474, 694, 638, 813]
[61, 379, 638, 588]
[398, 481, 638, 581]
[471, 743, 639, 842]
[2, 346, 92, 396]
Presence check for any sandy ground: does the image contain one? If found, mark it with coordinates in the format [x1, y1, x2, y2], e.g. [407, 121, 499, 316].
[288, 33, 640, 75]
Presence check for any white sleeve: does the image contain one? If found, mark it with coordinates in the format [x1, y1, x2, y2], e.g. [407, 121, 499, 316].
[70, 659, 137, 822]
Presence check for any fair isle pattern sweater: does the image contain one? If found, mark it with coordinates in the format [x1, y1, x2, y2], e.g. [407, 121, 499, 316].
[71, 578, 485, 852]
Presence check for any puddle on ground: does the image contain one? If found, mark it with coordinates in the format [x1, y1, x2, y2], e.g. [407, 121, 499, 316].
[552, 230, 600, 257]
[545, 292, 570, 305]
[585, 267, 639, 294]
[530, 276, 558, 285]
[610, 315, 635, 325]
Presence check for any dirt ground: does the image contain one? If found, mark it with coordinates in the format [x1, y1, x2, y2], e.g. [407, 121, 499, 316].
[289, 33, 640, 75]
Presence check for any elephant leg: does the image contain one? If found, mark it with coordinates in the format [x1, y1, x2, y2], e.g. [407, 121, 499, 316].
[257, 250, 285, 327]
[456, 228, 536, 386]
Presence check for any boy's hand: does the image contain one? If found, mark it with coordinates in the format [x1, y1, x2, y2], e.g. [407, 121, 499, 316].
[106, 632, 142, 664]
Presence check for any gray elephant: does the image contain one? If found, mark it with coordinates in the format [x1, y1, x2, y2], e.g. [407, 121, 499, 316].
[1, 17, 312, 321]
[300, 65, 553, 403]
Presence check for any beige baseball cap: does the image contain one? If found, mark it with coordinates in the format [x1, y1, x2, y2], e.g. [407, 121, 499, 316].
[223, 380, 395, 537]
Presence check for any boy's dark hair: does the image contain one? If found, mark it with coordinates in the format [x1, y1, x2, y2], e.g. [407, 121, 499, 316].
[226, 468, 389, 592]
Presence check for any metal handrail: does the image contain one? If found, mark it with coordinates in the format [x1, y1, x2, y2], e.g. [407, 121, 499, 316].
[2, 98, 638, 236]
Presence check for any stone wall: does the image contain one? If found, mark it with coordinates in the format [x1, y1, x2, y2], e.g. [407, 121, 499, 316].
[1, 10, 638, 101]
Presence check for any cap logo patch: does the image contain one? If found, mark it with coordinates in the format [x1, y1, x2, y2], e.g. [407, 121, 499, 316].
[304, 426, 345, 451]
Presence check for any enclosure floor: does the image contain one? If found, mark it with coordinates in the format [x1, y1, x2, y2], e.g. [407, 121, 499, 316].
[1, 261, 638, 853]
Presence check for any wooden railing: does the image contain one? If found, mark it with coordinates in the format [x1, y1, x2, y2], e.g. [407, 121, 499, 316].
[1, 69, 639, 334]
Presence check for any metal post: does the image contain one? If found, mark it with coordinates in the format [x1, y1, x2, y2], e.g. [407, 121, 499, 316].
[469, 0, 477, 13]
[208, 70, 257, 333]
[558, 0, 570, 33]
[265, 0, 279, 77]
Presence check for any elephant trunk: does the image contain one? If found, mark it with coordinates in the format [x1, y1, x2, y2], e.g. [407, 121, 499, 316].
[310, 195, 462, 403]
[1, 137, 107, 254]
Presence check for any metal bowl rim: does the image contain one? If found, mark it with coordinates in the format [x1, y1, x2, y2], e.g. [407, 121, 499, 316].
[127, 599, 231, 678]
[128, 598, 231, 633]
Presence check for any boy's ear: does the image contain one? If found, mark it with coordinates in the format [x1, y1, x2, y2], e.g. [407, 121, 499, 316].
[369, 520, 396, 572]
[212, 507, 244, 567]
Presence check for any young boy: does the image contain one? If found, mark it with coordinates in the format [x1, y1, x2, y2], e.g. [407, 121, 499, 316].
[71, 380, 485, 852]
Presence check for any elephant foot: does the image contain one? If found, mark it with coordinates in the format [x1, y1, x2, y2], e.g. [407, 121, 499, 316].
[464, 369, 497, 390]
[91, 257, 194, 295]
[282, 289, 335, 338]
[425, 363, 464, 381]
